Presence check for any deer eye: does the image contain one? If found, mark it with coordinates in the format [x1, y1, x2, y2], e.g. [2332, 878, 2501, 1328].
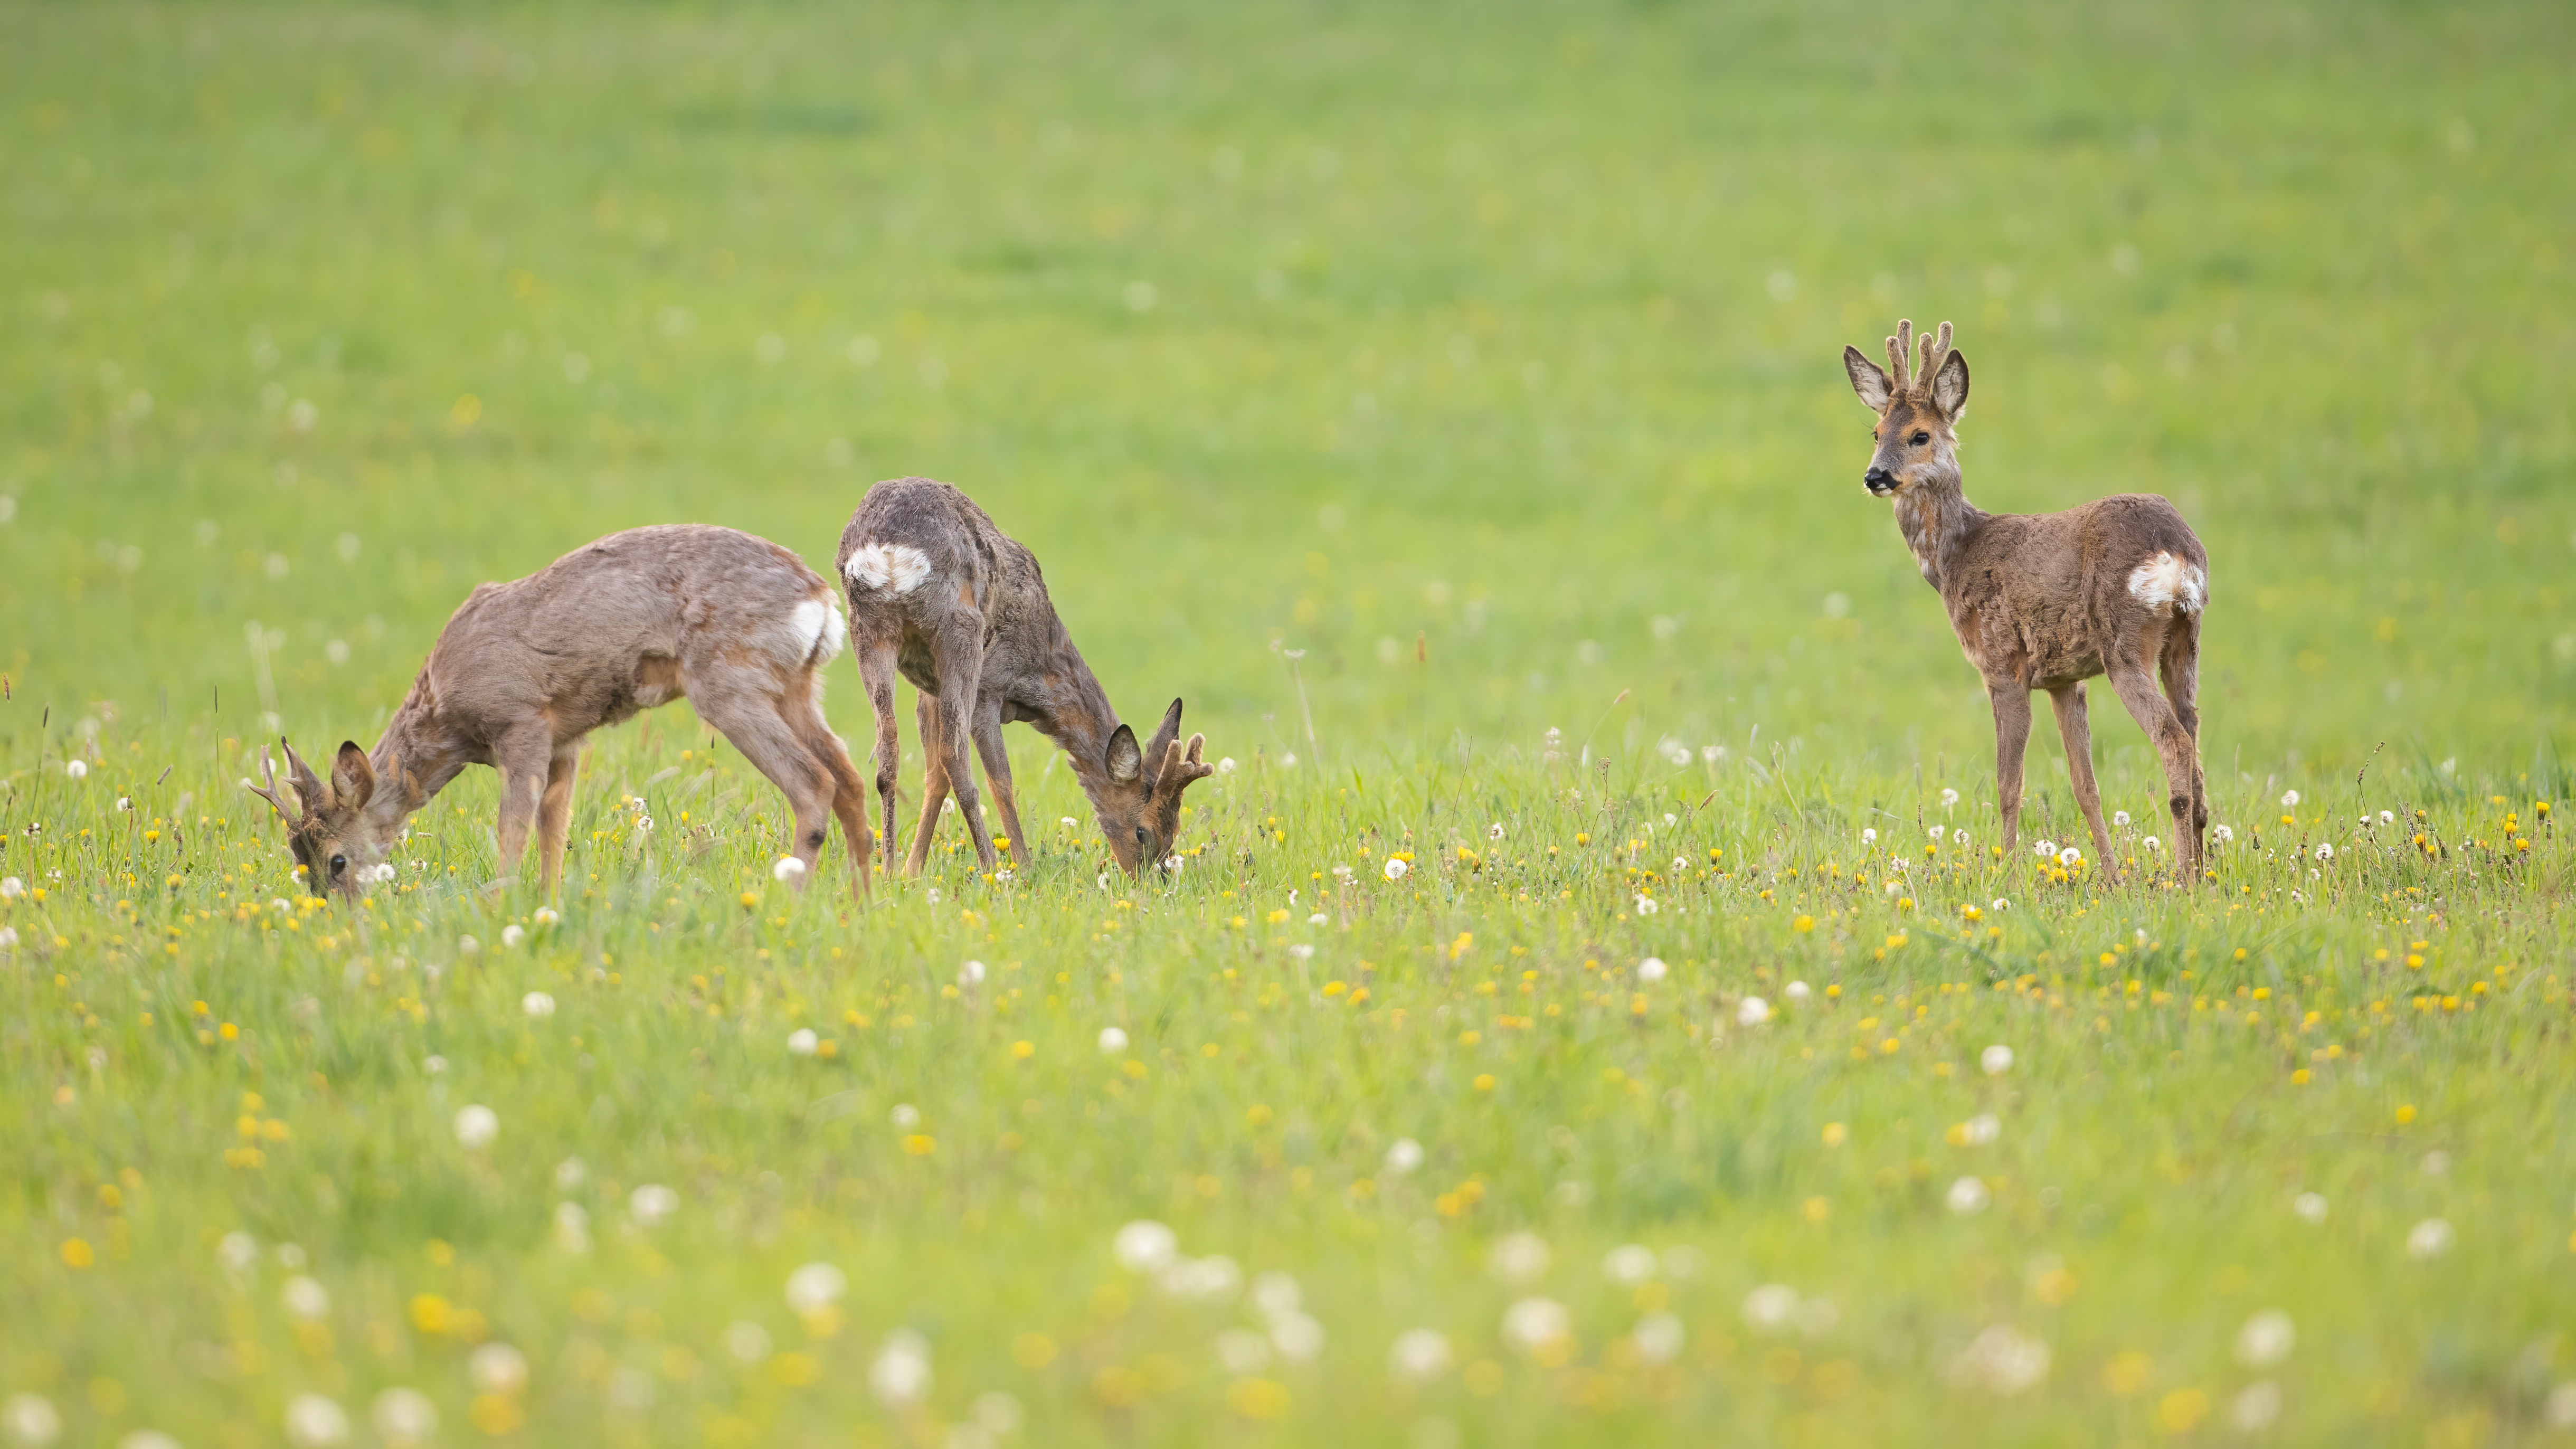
[1910, 431, 1931, 446]
[1135, 828, 1148, 842]
[329, 854, 347, 876]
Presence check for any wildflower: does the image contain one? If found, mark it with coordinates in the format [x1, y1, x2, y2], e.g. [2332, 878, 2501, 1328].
[370, 1388, 438, 1445]
[1270, 1311, 1325, 1361]
[218, 1232, 259, 1277]
[2034, 839, 2057, 858]
[959, 959, 987, 986]
[629, 1184, 679, 1226]
[1942, 787, 1961, 807]
[633, 815, 654, 832]
[1161, 854, 1182, 874]
[424, 1055, 448, 1075]
[1928, 826, 1946, 842]
[531, 906, 559, 925]
[1861, 828, 1878, 845]
[869, 1330, 933, 1407]
[725, 1322, 772, 1365]
[773, 856, 807, 883]
[283, 1275, 330, 1319]
[2213, 824, 2234, 842]
[1738, 996, 1772, 1026]
[925, 887, 942, 904]
[2315, 842, 2334, 861]
[1634, 895, 1659, 915]
[1741, 1284, 1800, 1331]
[1308, 912, 1328, 925]
[66, 760, 88, 780]
[1981, 1044, 2015, 1076]
[2234, 1310, 2295, 1368]
[1946, 1176, 1992, 1214]
[1383, 1138, 1424, 1175]
[786, 1262, 848, 1313]
[1, 1395, 60, 1447]
[1251, 1271, 1301, 1320]
[1384, 857, 1409, 881]
[0, 877, 20, 898]
[1634, 1312, 1686, 1365]
[1113, 1220, 1180, 1273]
[1956, 829, 1973, 847]
[1603, 1244, 1658, 1285]
[1097, 1026, 1129, 1053]
[283, 1394, 350, 1448]
[0, 927, 16, 952]
[1950, 1324, 2050, 1394]
[2280, 789, 2300, 808]
[1286, 944, 1315, 961]
[521, 991, 556, 1019]
[1218, 757, 1238, 774]
[1784, 980, 1811, 1001]
[2058, 847, 2082, 867]
[1389, 1329, 1453, 1381]
[1959, 1113, 2002, 1145]
[1501, 1298, 1571, 1356]
[890, 1104, 920, 1129]
[552, 1202, 590, 1253]
[1490, 1231, 1550, 1284]
[458, 935, 481, 955]
[2142, 836, 2160, 852]
[500, 925, 525, 949]
[2405, 1218, 2454, 1259]
[2230, 1381, 2284, 1432]
[469, 1342, 528, 1395]
[1637, 956, 1668, 982]
[788, 1028, 818, 1056]
[1671, 855, 1689, 873]
[2291, 1192, 2327, 1224]
[2380, 809, 2397, 826]
[453, 1104, 499, 1150]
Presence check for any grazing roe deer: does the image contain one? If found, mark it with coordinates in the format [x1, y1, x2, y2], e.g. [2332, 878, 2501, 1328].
[837, 476, 1213, 879]
[244, 525, 873, 899]
[1841, 320, 2210, 882]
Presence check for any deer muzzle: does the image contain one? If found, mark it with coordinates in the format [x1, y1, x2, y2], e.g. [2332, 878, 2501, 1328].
[1863, 466, 1899, 497]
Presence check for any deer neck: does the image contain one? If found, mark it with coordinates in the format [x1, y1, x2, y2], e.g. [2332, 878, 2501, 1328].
[1021, 634, 1129, 803]
[363, 670, 477, 832]
[1895, 465, 1984, 591]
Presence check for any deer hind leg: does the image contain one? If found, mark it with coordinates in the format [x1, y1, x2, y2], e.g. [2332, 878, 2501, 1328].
[2111, 656, 2202, 887]
[690, 667, 837, 892]
[854, 635, 904, 872]
[2158, 613, 2208, 879]
[2048, 682, 2117, 872]
[535, 740, 583, 897]
[923, 622, 999, 874]
[904, 688, 953, 878]
[971, 708, 1029, 870]
[1988, 684, 2034, 861]
[787, 676, 873, 902]
[491, 723, 553, 888]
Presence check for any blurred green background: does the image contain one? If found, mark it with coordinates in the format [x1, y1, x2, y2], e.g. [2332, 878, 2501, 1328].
[2, 0, 2569, 783]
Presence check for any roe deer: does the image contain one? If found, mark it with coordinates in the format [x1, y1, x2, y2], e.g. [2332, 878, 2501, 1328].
[1840, 320, 2209, 882]
[837, 476, 1213, 879]
[244, 525, 873, 899]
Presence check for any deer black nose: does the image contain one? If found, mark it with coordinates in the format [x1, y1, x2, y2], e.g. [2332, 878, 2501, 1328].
[1864, 466, 1896, 492]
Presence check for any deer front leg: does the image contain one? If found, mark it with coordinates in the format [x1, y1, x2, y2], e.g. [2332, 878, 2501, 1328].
[904, 689, 953, 878]
[855, 636, 904, 874]
[536, 741, 582, 897]
[971, 710, 1029, 870]
[2048, 682, 2117, 874]
[2108, 662, 2203, 888]
[491, 725, 552, 889]
[1988, 684, 2033, 861]
[924, 624, 999, 875]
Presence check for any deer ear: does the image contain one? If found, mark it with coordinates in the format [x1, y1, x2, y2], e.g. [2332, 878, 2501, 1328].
[1105, 725, 1142, 784]
[333, 741, 375, 812]
[1843, 346, 1893, 411]
[1143, 698, 1183, 768]
[1931, 348, 1970, 420]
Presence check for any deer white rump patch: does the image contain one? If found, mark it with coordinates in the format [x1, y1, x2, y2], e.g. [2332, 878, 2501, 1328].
[2127, 552, 2206, 613]
[845, 542, 932, 596]
[784, 596, 847, 665]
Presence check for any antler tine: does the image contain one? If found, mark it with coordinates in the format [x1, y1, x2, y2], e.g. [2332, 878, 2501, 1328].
[243, 743, 296, 822]
[1154, 734, 1216, 800]
[1886, 319, 1915, 392]
[279, 736, 327, 815]
[1919, 319, 1953, 384]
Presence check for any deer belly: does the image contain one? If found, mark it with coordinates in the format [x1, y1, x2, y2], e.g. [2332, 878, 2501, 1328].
[632, 654, 686, 708]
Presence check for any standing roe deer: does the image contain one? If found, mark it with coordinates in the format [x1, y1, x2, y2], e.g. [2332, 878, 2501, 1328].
[837, 476, 1213, 879]
[1841, 320, 2210, 882]
[244, 524, 873, 899]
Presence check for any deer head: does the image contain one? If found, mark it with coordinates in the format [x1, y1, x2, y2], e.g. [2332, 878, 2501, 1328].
[1843, 318, 1970, 498]
[244, 737, 400, 897]
[1090, 698, 1215, 876]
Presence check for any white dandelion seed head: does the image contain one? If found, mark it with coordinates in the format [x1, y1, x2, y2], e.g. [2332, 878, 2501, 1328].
[2143, 836, 2161, 852]
[2292, 1191, 2328, 1224]
[1603, 1244, 1658, 1286]
[2213, 823, 2235, 842]
[1162, 855, 1182, 874]
[452, 1103, 498, 1150]
[1981, 1044, 2015, 1075]
[553, 1157, 586, 1191]
[1738, 996, 1772, 1026]
[1308, 912, 1328, 925]
[1741, 1284, 1800, 1332]
[1500, 1298, 1571, 1355]
[1286, 943, 1315, 960]
[1217, 757, 1238, 774]
[1282, 753, 1298, 767]
[786, 1261, 848, 1314]
[1489, 822, 1505, 840]
[1383, 1138, 1425, 1176]
[369, 1387, 438, 1444]
[552, 1201, 590, 1253]
[1097, 1026, 1129, 1054]
[2234, 1310, 2296, 1368]
[531, 906, 559, 925]
[1384, 857, 1409, 880]
[0, 877, 20, 898]
[1929, 825, 1946, 842]
[1270, 1310, 1326, 1361]
[2058, 847, 2082, 867]
[628, 1183, 678, 1227]
[1634, 894, 1659, 915]
[468, 1342, 527, 1396]
[1636, 956, 1668, 982]
[1113, 1219, 1179, 1273]
[423, 1055, 447, 1075]
[217, 1230, 259, 1276]
[282, 1395, 349, 1449]
[2380, 810, 2396, 826]
[457, 935, 481, 955]
[1946, 1176, 1992, 1214]
[959, 959, 987, 986]
[1390, 1328, 1453, 1380]
[2280, 789, 2300, 808]
[925, 886, 942, 904]
[2405, 1217, 2454, 1259]
[2034, 839, 2057, 858]
[1861, 828, 1877, 844]
[889, 1104, 920, 1129]
[0, 927, 16, 952]
[1941, 788, 1961, 807]
[787, 1028, 818, 1056]
[773, 856, 807, 883]
[1490, 1231, 1551, 1284]
[1, 1397, 60, 1449]
[1672, 855, 1689, 873]
[282, 1275, 330, 1320]
[1950, 1324, 2050, 1395]
[1250, 1270, 1302, 1321]
[1784, 980, 1811, 1001]
[869, 1329, 933, 1407]
[1164, 1254, 1243, 1303]
[724, 1321, 772, 1365]
[2315, 842, 2334, 861]
[500, 925, 526, 949]
[1955, 829, 1973, 846]
[2230, 1380, 2284, 1432]
[1634, 1311, 1687, 1365]
[65, 760, 88, 780]
[2113, 810, 2132, 827]
[1963, 1112, 2002, 1145]
[520, 990, 555, 1019]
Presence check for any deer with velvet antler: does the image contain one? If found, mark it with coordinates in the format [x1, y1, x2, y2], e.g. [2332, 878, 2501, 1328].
[1841, 320, 2211, 882]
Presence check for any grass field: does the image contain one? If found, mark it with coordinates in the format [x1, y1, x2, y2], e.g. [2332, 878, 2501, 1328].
[5, 2, 2576, 1445]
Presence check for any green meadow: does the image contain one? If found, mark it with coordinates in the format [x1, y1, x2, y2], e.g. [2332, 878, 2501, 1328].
[4, 1, 2575, 1444]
